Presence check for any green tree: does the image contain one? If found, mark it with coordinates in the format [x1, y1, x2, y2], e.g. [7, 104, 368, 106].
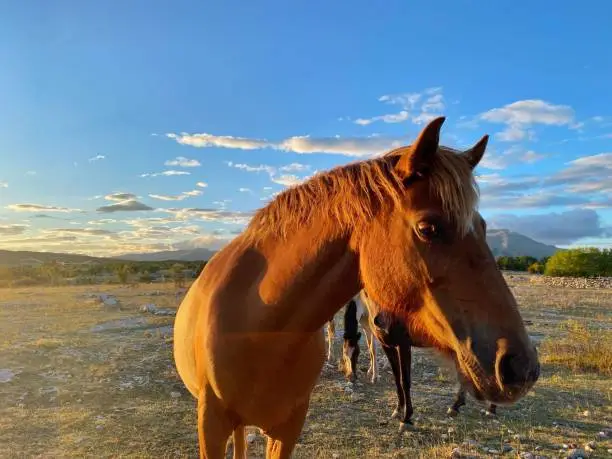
[115, 263, 135, 284]
[545, 248, 612, 277]
[170, 263, 186, 288]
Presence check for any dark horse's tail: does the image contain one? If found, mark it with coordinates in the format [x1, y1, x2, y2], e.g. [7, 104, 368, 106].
[341, 299, 361, 382]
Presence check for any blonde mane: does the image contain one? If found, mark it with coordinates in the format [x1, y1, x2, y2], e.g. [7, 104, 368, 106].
[245, 146, 479, 243]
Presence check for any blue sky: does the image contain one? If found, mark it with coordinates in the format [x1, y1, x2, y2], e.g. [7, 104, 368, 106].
[1, 1, 611, 256]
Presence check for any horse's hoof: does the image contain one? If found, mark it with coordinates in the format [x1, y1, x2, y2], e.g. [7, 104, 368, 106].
[398, 421, 415, 433]
[481, 408, 496, 417]
[446, 407, 459, 417]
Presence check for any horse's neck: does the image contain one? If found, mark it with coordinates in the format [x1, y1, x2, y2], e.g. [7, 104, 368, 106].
[256, 226, 362, 331]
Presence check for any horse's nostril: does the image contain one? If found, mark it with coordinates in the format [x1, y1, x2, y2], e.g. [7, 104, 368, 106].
[498, 353, 526, 386]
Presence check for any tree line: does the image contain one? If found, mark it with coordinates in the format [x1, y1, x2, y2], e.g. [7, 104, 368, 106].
[496, 248, 611, 277]
[0, 260, 208, 288]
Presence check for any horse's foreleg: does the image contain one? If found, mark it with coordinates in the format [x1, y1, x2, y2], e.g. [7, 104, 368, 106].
[486, 403, 497, 416]
[265, 397, 310, 459]
[397, 340, 414, 431]
[197, 385, 234, 459]
[364, 329, 378, 383]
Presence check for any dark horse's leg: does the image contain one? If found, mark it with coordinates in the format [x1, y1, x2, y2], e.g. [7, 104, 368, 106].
[447, 383, 498, 417]
[397, 339, 413, 425]
[341, 299, 361, 383]
[381, 344, 405, 419]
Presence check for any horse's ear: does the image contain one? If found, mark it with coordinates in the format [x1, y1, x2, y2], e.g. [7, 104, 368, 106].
[395, 116, 445, 178]
[463, 134, 489, 169]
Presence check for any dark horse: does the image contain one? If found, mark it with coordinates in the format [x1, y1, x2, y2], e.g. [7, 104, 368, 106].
[348, 290, 497, 430]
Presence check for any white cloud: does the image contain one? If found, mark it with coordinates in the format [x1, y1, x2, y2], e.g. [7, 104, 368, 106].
[0, 181, 7, 188]
[549, 152, 612, 194]
[148, 194, 189, 202]
[182, 190, 202, 197]
[148, 189, 202, 201]
[495, 125, 533, 142]
[354, 87, 445, 126]
[521, 150, 546, 163]
[164, 156, 201, 167]
[168, 131, 406, 158]
[88, 219, 118, 225]
[479, 99, 577, 142]
[166, 132, 270, 150]
[227, 161, 313, 188]
[239, 188, 253, 193]
[46, 228, 116, 237]
[271, 174, 304, 187]
[480, 100, 575, 126]
[89, 154, 105, 162]
[140, 170, 191, 178]
[26, 171, 36, 176]
[227, 162, 276, 175]
[279, 163, 311, 172]
[161, 207, 253, 226]
[277, 135, 404, 157]
[105, 192, 138, 202]
[355, 111, 410, 126]
[478, 145, 548, 170]
[6, 203, 83, 213]
[196, 181, 208, 188]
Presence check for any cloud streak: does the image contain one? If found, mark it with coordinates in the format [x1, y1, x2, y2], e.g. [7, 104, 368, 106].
[140, 170, 191, 178]
[164, 156, 201, 167]
[226, 161, 313, 188]
[6, 203, 83, 213]
[167, 132, 406, 158]
[148, 189, 203, 201]
[0, 224, 28, 236]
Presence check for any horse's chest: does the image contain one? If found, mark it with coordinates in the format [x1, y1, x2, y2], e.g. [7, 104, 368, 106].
[210, 331, 325, 426]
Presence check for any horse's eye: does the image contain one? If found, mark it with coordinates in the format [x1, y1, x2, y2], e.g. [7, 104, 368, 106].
[416, 221, 439, 240]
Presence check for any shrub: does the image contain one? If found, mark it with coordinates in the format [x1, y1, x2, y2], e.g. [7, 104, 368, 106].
[544, 247, 612, 277]
[527, 262, 545, 274]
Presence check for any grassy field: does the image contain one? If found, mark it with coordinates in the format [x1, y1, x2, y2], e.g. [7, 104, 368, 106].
[1, 275, 611, 458]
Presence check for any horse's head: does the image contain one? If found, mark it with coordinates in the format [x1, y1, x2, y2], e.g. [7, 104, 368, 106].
[359, 117, 539, 405]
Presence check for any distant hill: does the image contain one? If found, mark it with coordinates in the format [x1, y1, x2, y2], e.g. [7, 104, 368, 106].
[0, 250, 107, 267]
[116, 247, 216, 262]
[486, 229, 559, 258]
[0, 229, 559, 266]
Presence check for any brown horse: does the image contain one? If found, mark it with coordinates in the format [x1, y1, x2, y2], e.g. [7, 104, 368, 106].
[356, 290, 498, 430]
[173, 117, 540, 458]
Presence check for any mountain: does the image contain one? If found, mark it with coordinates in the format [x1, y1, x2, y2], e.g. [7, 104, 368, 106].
[0, 230, 558, 266]
[116, 247, 216, 262]
[0, 250, 108, 267]
[486, 229, 559, 258]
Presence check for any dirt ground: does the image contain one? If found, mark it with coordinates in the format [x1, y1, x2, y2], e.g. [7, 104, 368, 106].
[1, 274, 611, 458]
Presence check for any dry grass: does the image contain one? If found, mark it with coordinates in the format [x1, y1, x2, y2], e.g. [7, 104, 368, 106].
[541, 319, 612, 376]
[0, 276, 611, 458]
